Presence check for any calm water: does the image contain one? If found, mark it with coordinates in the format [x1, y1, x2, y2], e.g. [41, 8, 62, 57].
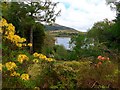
[55, 37, 73, 50]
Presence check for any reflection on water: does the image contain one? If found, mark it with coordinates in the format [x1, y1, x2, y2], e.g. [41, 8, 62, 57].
[55, 37, 73, 50]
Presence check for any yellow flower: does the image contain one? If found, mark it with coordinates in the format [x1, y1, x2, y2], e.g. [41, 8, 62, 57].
[33, 59, 39, 63]
[33, 52, 39, 57]
[21, 74, 29, 80]
[18, 58, 23, 63]
[18, 54, 29, 63]
[7, 23, 15, 32]
[10, 71, 20, 77]
[8, 32, 14, 35]
[0, 63, 2, 71]
[0, 18, 8, 27]
[19, 38, 26, 42]
[39, 54, 47, 60]
[0, 27, 2, 34]
[28, 43, 32, 47]
[16, 44, 22, 48]
[5, 62, 17, 70]
[45, 58, 54, 62]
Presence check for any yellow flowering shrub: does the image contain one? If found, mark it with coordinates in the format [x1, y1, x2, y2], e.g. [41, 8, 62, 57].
[2, 18, 57, 88]
[5, 62, 17, 71]
[6, 35, 26, 44]
[33, 52, 40, 57]
[45, 58, 54, 62]
[0, 18, 7, 26]
[33, 59, 39, 63]
[33, 52, 47, 59]
[10, 71, 20, 77]
[39, 54, 47, 60]
[33, 52, 55, 62]
[1, 18, 32, 48]
[7, 23, 15, 32]
[20, 74, 29, 80]
[1, 18, 15, 35]
[17, 54, 29, 63]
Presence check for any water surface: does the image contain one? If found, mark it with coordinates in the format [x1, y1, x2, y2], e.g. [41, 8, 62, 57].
[55, 37, 71, 50]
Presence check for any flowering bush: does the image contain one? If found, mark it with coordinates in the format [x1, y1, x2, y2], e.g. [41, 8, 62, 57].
[17, 54, 29, 63]
[10, 71, 20, 77]
[5, 62, 17, 71]
[1, 18, 56, 88]
[33, 52, 55, 62]
[95, 55, 110, 68]
[1, 18, 31, 88]
[97, 55, 110, 61]
[33, 59, 39, 63]
[1, 18, 35, 88]
[20, 74, 29, 80]
[1, 18, 32, 48]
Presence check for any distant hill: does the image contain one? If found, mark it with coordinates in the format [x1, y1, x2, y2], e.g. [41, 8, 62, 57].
[45, 23, 85, 37]
[45, 23, 77, 31]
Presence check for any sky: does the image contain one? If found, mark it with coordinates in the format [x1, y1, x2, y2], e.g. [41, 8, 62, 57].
[52, 0, 116, 32]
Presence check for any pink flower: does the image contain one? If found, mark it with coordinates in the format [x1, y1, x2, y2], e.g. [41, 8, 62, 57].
[101, 57, 106, 60]
[97, 56, 102, 60]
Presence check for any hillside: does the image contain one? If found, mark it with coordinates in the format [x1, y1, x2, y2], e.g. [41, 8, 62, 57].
[45, 23, 76, 31]
[45, 23, 83, 37]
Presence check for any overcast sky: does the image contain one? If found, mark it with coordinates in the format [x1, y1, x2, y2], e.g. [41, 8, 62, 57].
[52, 0, 116, 32]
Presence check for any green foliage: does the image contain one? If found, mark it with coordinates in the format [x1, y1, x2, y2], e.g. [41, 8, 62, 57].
[66, 51, 78, 60]
[19, 79, 36, 88]
[53, 45, 68, 60]
[70, 34, 86, 59]
[87, 1, 120, 51]
[2, 76, 22, 88]
[87, 19, 112, 44]
[1, 2, 22, 33]
[33, 23, 45, 52]
[27, 60, 119, 88]
[86, 18, 120, 61]
[108, 22, 120, 50]
[2, 50, 32, 88]
[70, 34, 102, 60]
[41, 33, 55, 55]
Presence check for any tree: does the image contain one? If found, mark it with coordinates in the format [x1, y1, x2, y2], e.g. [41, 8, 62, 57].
[1, 1, 60, 53]
[86, 1, 120, 53]
[106, 1, 120, 50]
[87, 19, 113, 46]
[22, 1, 60, 53]
[41, 33, 55, 55]
[33, 23, 45, 52]
[70, 33, 103, 59]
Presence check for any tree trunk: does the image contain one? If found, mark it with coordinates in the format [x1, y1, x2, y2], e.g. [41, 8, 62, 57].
[30, 2, 33, 54]
[30, 27, 33, 54]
